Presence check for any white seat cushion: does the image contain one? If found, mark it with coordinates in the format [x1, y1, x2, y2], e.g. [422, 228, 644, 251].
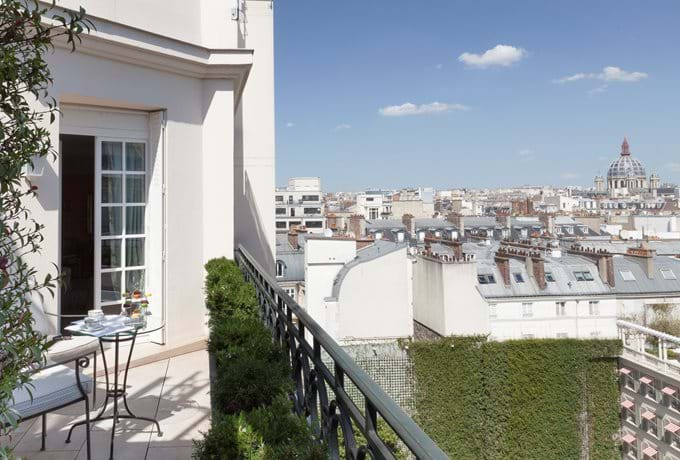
[11, 365, 92, 419]
[46, 336, 99, 365]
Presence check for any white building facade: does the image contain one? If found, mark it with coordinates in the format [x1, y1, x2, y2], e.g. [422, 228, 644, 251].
[275, 177, 325, 233]
[28, 0, 275, 349]
[304, 238, 413, 344]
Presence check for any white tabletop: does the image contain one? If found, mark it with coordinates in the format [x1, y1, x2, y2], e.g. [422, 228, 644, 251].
[65, 314, 163, 338]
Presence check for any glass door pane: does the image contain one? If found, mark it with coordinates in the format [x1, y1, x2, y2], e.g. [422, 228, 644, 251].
[96, 139, 147, 309]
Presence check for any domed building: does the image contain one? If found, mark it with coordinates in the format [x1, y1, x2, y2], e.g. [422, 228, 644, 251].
[598, 138, 657, 197]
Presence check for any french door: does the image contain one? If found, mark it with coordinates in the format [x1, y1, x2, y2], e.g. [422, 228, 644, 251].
[95, 138, 148, 311]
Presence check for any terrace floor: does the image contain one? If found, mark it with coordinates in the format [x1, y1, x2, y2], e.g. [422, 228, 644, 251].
[2, 349, 210, 460]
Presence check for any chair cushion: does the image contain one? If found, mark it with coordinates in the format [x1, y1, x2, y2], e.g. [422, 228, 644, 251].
[11, 365, 92, 419]
[47, 336, 99, 365]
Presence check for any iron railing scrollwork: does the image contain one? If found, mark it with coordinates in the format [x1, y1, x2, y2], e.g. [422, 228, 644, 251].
[236, 245, 448, 460]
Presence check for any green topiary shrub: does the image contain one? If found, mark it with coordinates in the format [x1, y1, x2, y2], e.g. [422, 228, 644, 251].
[212, 344, 291, 414]
[204, 258, 259, 318]
[195, 257, 325, 459]
[246, 394, 326, 459]
[192, 412, 264, 459]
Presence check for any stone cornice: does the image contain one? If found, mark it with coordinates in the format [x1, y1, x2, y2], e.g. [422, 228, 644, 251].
[47, 15, 253, 104]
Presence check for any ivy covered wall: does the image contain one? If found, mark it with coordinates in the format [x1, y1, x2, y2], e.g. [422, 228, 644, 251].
[409, 337, 621, 460]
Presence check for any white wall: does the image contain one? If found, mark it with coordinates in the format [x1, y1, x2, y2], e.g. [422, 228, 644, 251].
[53, 0, 238, 48]
[304, 239, 356, 333]
[412, 256, 489, 336]
[25, 0, 274, 348]
[234, 0, 276, 273]
[334, 247, 413, 341]
[489, 298, 618, 340]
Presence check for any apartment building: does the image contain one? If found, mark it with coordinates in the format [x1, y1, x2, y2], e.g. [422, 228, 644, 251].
[275, 177, 325, 233]
[618, 321, 680, 460]
[26, 0, 275, 348]
[413, 239, 680, 340]
[355, 190, 393, 219]
[303, 237, 413, 344]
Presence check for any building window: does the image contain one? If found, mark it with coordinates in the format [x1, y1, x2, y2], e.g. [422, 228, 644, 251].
[641, 411, 658, 437]
[369, 208, 379, 219]
[545, 272, 556, 282]
[301, 195, 319, 202]
[661, 268, 678, 280]
[303, 208, 321, 215]
[513, 273, 525, 283]
[275, 195, 283, 202]
[522, 333, 535, 339]
[589, 301, 600, 316]
[275, 207, 286, 215]
[306, 221, 323, 228]
[276, 261, 285, 278]
[622, 437, 637, 459]
[669, 429, 680, 450]
[574, 271, 594, 281]
[365, 197, 374, 202]
[590, 331, 601, 338]
[477, 274, 496, 285]
[522, 303, 533, 318]
[556, 302, 566, 316]
[668, 389, 680, 412]
[276, 221, 287, 229]
[641, 377, 657, 400]
[622, 399, 636, 425]
[556, 332, 568, 338]
[489, 303, 497, 318]
[620, 270, 636, 281]
[284, 288, 295, 298]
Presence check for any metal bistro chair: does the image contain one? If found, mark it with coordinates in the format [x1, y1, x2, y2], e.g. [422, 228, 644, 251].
[3, 304, 100, 456]
[9, 352, 94, 458]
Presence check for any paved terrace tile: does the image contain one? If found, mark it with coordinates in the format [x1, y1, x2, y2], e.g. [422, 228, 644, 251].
[3, 350, 210, 460]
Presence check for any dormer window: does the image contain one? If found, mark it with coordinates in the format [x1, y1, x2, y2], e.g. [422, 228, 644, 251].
[574, 271, 594, 281]
[513, 273, 524, 283]
[276, 261, 286, 278]
[477, 274, 496, 285]
[545, 272, 556, 282]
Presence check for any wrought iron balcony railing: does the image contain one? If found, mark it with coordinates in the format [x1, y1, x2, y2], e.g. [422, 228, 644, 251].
[236, 245, 448, 460]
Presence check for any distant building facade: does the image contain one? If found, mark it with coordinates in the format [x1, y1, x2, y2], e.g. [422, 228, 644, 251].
[275, 177, 325, 233]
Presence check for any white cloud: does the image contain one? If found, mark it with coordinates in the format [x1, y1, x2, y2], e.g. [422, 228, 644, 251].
[518, 149, 533, 157]
[561, 172, 580, 180]
[588, 84, 609, 95]
[601, 66, 648, 82]
[378, 102, 469, 117]
[458, 45, 527, 69]
[334, 123, 351, 131]
[285, 122, 294, 128]
[435, 63, 443, 70]
[555, 66, 648, 84]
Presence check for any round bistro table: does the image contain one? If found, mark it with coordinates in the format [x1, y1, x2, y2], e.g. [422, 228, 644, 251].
[65, 314, 164, 460]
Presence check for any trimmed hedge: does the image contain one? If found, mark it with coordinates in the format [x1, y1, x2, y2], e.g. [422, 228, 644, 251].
[409, 337, 621, 460]
[193, 258, 325, 459]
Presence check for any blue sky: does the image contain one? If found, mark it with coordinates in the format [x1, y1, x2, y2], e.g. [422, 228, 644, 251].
[274, 0, 680, 191]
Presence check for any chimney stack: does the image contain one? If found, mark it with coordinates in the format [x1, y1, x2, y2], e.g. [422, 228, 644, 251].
[402, 213, 415, 236]
[288, 228, 299, 250]
[356, 237, 374, 250]
[626, 242, 657, 279]
[447, 213, 464, 236]
[539, 214, 555, 235]
[495, 254, 511, 286]
[349, 214, 365, 239]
